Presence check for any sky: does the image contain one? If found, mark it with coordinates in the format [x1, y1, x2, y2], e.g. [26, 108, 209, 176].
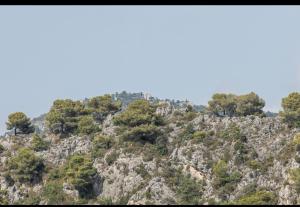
[1, 6, 300, 134]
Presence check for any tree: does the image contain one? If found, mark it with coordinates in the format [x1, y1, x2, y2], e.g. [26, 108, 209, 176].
[6, 112, 34, 135]
[87, 95, 122, 122]
[279, 92, 300, 128]
[64, 154, 98, 198]
[122, 124, 161, 144]
[31, 133, 50, 152]
[78, 116, 99, 135]
[45, 99, 86, 134]
[208, 93, 237, 117]
[235, 92, 265, 116]
[7, 147, 45, 183]
[113, 99, 160, 127]
[208, 92, 266, 117]
[113, 99, 164, 144]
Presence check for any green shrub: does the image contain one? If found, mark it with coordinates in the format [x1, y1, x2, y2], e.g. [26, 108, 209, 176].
[97, 197, 114, 205]
[219, 123, 243, 141]
[247, 160, 269, 174]
[295, 156, 300, 164]
[240, 182, 258, 196]
[7, 147, 45, 183]
[293, 134, 300, 152]
[142, 144, 159, 162]
[289, 168, 300, 193]
[162, 165, 203, 205]
[193, 131, 207, 141]
[176, 174, 204, 205]
[182, 111, 198, 122]
[91, 135, 113, 158]
[105, 150, 119, 166]
[31, 133, 50, 152]
[47, 167, 65, 181]
[4, 173, 14, 186]
[212, 160, 242, 197]
[135, 164, 150, 179]
[230, 190, 277, 205]
[42, 181, 73, 204]
[78, 116, 99, 135]
[14, 190, 41, 205]
[179, 123, 195, 140]
[0, 189, 8, 205]
[0, 144, 4, 154]
[155, 135, 168, 156]
[64, 154, 98, 199]
[122, 124, 161, 144]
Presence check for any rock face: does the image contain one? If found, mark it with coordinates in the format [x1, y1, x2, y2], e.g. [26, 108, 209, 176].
[1, 112, 300, 205]
[127, 177, 176, 205]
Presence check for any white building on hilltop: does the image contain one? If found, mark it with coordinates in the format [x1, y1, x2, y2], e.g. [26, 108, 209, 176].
[143, 93, 152, 100]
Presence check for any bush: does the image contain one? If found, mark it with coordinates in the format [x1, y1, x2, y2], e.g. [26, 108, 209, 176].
[154, 135, 168, 156]
[135, 164, 150, 179]
[122, 124, 161, 144]
[293, 133, 300, 144]
[97, 197, 114, 205]
[295, 156, 300, 164]
[0, 144, 4, 154]
[0, 189, 8, 205]
[142, 142, 165, 162]
[64, 154, 98, 198]
[234, 140, 248, 154]
[179, 123, 195, 140]
[14, 190, 41, 205]
[176, 174, 204, 205]
[289, 168, 300, 193]
[31, 133, 50, 152]
[42, 181, 73, 204]
[219, 123, 243, 141]
[230, 190, 277, 205]
[212, 160, 242, 197]
[92, 135, 113, 158]
[78, 116, 99, 135]
[193, 131, 207, 141]
[7, 147, 45, 183]
[162, 165, 203, 205]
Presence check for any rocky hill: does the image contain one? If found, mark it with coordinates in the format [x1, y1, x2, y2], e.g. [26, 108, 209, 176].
[1, 93, 300, 205]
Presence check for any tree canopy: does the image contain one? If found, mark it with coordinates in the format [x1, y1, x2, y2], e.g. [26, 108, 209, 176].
[6, 112, 34, 135]
[87, 94, 122, 122]
[7, 147, 45, 184]
[208, 92, 265, 117]
[45, 99, 86, 135]
[113, 99, 164, 143]
[279, 92, 300, 128]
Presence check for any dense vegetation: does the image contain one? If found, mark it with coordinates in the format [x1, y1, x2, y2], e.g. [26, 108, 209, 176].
[2, 91, 300, 205]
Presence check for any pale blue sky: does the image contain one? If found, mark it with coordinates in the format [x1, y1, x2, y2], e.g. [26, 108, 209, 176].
[1, 6, 300, 133]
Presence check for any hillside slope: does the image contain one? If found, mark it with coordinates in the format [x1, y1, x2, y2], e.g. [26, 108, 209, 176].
[0, 97, 299, 205]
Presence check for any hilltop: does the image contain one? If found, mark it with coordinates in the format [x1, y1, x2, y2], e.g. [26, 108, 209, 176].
[1, 91, 300, 205]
